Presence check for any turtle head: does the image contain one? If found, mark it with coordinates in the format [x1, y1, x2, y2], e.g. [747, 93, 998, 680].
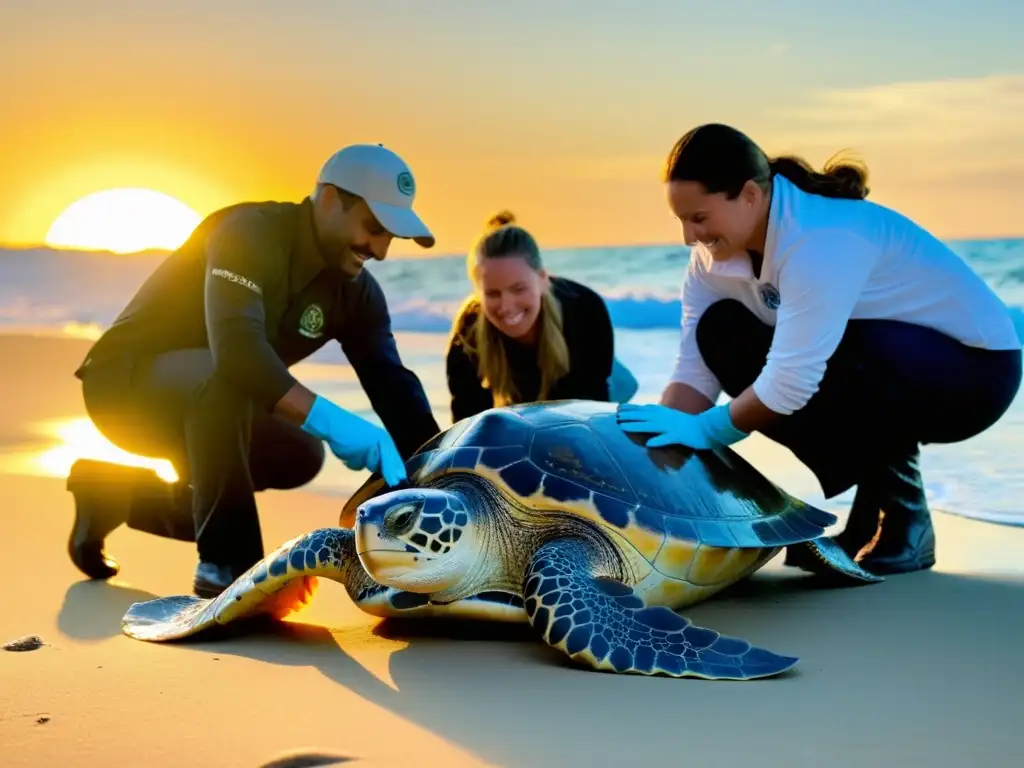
[354, 487, 476, 593]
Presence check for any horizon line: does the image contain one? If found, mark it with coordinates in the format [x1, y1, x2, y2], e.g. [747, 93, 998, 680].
[2, 232, 1023, 260]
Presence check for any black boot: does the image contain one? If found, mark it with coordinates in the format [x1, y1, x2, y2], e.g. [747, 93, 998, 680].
[65, 459, 140, 579]
[832, 494, 883, 562]
[852, 452, 936, 575]
[192, 561, 245, 598]
[785, 451, 935, 576]
[782, 489, 881, 574]
[67, 459, 192, 579]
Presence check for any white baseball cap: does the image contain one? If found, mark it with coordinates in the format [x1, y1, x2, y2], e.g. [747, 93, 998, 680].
[316, 143, 435, 248]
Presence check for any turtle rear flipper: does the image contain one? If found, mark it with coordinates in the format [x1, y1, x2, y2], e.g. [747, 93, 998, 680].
[522, 538, 798, 680]
[785, 536, 885, 584]
[121, 527, 360, 642]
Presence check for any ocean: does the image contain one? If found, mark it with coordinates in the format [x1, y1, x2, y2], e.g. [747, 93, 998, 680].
[2, 238, 1023, 527]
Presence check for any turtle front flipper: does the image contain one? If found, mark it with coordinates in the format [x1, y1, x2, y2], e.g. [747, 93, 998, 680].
[122, 527, 367, 642]
[785, 536, 885, 584]
[523, 538, 798, 680]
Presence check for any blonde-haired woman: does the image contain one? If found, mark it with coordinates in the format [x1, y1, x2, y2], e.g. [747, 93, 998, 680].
[446, 211, 617, 422]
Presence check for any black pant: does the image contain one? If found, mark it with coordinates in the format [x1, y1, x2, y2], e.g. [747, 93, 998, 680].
[697, 300, 1022, 498]
[80, 349, 325, 569]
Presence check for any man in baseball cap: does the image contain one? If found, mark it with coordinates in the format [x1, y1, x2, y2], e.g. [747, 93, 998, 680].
[65, 142, 442, 598]
[312, 143, 435, 280]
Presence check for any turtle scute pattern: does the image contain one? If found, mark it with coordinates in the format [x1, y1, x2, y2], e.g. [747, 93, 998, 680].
[426, 403, 837, 557]
[403, 493, 469, 555]
[524, 537, 798, 680]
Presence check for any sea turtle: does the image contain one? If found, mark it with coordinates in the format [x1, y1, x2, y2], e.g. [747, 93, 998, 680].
[121, 400, 883, 680]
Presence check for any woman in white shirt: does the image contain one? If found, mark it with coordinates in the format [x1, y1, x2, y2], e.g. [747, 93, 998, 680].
[618, 123, 1022, 577]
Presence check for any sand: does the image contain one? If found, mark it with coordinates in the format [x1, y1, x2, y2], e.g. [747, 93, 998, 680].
[1, 332, 1023, 768]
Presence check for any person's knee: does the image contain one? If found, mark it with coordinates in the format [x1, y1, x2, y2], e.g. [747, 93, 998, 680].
[80, 366, 163, 460]
[696, 300, 748, 352]
[695, 299, 766, 376]
[253, 427, 326, 491]
[287, 434, 326, 488]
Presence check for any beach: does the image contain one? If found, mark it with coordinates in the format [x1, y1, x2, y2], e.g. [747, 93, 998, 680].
[1, 331, 1023, 768]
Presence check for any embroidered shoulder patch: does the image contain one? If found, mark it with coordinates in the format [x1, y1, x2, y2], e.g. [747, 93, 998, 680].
[211, 267, 262, 295]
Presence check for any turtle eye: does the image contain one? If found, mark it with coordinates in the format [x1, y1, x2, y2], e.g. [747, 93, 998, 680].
[386, 503, 419, 535]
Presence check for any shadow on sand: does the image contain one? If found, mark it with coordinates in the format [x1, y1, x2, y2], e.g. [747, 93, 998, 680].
[257, 753, 354, 768]
[107, 568, 1024, 766]
[57, 579, 160, 640]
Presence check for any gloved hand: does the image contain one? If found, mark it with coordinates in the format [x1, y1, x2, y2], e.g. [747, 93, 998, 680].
[616, 402, 747, 450]
[301, 395, 407, 486]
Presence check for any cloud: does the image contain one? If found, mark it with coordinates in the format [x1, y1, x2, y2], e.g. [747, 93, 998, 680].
[476, 73, 1024, 204]
[774, 74, 1024, 137]
[763, 73, 1024, 181]
[751, 73, 1024, 236]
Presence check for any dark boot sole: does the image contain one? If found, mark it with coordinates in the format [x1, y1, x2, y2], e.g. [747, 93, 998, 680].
[193, 567, 243, 598]
[785, 537, 935, 577]
[858, 551, 936, 575]
[67, 539, 120, 580]
[193, 580, 229, 599]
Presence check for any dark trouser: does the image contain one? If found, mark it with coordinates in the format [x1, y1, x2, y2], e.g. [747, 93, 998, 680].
[697, 300, 1022, 500]
[79, 349, 325, 570]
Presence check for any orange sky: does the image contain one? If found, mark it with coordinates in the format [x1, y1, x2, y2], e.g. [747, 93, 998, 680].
[2, 3, 1022, 256]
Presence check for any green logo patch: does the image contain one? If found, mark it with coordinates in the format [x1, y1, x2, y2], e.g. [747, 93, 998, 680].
[396, 171, 414, 196]
[299, 304, 325, 339]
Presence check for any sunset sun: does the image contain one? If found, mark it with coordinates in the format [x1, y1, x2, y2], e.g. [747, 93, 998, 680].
[45, 188, 202, 253]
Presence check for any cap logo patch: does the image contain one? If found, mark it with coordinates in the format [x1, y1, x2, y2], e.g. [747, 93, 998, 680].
[396, 171, 414, 196]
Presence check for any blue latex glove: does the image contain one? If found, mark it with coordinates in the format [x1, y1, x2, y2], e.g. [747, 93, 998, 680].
[616, 402, 747, 450]
[301, 395, 407, 486]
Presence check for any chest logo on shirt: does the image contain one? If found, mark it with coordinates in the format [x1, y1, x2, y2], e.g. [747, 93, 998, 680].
[299, 304, 325, 339]
[759, 283, 781, 310]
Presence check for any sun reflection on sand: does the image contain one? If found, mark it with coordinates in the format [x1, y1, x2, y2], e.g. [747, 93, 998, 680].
[29, 417, 178, 482]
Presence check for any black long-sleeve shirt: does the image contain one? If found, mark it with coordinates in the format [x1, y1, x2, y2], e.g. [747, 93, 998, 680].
[75, 198, 440, 460]
[445, 275, 614, 423]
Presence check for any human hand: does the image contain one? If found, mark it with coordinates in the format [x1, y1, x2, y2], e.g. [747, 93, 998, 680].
[301, 396, 407, 486]
[616, 402, 747, 450]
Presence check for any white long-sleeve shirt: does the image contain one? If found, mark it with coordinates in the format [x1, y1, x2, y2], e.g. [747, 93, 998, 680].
[670, 173, 1022, 415]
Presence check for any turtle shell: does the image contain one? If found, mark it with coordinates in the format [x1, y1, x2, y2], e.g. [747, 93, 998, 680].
[339, 400, 835, 563]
